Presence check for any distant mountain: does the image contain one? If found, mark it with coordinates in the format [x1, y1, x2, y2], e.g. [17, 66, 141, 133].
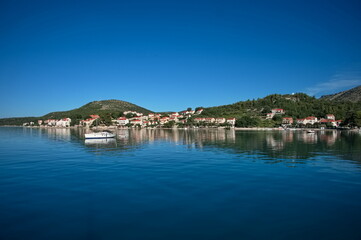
[320, 85, 361, 102]
[42, 99, 153, 119]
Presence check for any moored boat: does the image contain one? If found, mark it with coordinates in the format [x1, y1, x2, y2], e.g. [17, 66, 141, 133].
[85, 131, 115, 139]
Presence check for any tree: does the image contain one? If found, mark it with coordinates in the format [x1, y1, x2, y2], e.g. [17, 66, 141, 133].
[261, 106, 271, 114]
[235, 116, 260, 127]
[356, 111, 361, 127]
[163, 121, 175, 128]
[99, 113, 112, 126]
[125, 113, 137, 118]
[272, 115, 282, 122]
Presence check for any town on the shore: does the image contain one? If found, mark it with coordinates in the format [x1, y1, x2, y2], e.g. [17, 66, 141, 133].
[23, 107, 344, 129]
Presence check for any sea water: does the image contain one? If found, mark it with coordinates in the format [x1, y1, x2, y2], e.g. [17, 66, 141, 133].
[0, 127, 361, 239]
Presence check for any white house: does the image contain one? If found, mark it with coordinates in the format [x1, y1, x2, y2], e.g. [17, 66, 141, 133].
[305, 116, 318, 125]
[215, 118, 226, 124]
[226, 118, 236, 126]
[297, 116, 318, 125]
[205, 118, 215, 123]
[130, 119, 143, 126]
[56, 118, 71, 127]
[194, 118, 206, 123]
[319, 119, 342, 127]
[326, 114, 335, 120]
[160, 117, 170, 125]
[45, 119, 57, 126]
[117, 117, 129, 126]
[282, 117, 293, 125]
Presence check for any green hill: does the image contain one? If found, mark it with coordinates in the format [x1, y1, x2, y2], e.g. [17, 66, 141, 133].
[199, 93, 361, 120]
[42, 99, 153, 119]
[0, 100, 153, 125]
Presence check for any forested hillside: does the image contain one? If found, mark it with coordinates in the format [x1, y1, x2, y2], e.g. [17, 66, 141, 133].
[199, 93, 361, 120]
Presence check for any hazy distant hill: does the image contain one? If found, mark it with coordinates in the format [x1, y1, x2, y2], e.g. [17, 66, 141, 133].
[42, 99, 153, 119]
[320, 85, 361, 102]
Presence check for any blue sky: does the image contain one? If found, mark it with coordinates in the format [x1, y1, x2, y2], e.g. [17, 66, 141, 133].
[1, 0, 360, 117]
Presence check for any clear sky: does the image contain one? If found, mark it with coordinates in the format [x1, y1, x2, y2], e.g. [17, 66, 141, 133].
[1, 0, 361, 117]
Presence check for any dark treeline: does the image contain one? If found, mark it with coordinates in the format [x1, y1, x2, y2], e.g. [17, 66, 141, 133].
[0, 117, 39, 126]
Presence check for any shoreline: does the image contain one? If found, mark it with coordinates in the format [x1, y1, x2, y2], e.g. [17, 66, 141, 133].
[2, 125, 357, 132]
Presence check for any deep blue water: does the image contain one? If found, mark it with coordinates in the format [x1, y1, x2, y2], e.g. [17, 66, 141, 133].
[1, 127, 361, 240]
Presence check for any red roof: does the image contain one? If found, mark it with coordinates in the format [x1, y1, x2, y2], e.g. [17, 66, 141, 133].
[306, 116, 317, 120]
[283, 117, 293, 120]
[90, 115, 100, 118]
[320, 119, 335, 123]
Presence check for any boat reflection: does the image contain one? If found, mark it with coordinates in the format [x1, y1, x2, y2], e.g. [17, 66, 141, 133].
[85, 138, 116, 145]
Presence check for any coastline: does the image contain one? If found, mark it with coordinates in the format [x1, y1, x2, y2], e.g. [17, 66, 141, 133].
[3, 125, 354, 132]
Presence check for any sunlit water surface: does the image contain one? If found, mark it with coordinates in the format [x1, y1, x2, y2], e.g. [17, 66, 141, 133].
[1, 127, 361, 239]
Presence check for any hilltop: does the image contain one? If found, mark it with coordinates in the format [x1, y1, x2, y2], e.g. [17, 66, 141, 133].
[43, 99, 153, 119]
[320, 85, 361, 102]
[0, 100, 153, 126]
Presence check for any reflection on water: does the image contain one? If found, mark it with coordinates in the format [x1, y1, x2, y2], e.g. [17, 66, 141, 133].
[85, 138, 116, 145]
[26, 128, 361, 164]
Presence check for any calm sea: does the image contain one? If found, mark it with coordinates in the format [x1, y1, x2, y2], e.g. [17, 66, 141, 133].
[0, 127, 361, 240]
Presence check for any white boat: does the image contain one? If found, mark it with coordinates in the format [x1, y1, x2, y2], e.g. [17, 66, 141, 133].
[307, 130, 315, 133]
[85, 138, 116, 145]
[85, 131, 115, 139]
